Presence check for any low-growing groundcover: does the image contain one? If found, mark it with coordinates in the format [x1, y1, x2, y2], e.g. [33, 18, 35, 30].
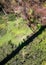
[0, 14, 36, 62]
[4, 29, 46, 65]
[0, 29, 46, 65]
[0, 14, 41, 46]
[0, 0, 46, 65]
[0, 14, 33, 46]
[0, 14, 46, 65]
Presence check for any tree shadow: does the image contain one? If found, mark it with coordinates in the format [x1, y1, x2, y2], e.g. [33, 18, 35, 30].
[0, 26, 46, 65]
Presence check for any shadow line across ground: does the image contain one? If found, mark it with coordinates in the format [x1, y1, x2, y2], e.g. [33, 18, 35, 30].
[0, 26, 46, 65]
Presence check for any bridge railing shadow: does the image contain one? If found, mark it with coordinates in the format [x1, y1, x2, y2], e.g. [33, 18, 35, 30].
[0, 26, 46, 65]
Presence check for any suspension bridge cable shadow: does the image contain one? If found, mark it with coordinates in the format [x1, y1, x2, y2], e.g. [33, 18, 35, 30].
[0, 26, 46, 65]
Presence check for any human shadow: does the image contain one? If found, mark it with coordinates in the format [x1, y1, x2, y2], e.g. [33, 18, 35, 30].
[0, 26, 46, 65]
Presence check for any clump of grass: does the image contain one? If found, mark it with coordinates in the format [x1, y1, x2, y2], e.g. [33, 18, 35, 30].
[0, 16, 33, 46]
